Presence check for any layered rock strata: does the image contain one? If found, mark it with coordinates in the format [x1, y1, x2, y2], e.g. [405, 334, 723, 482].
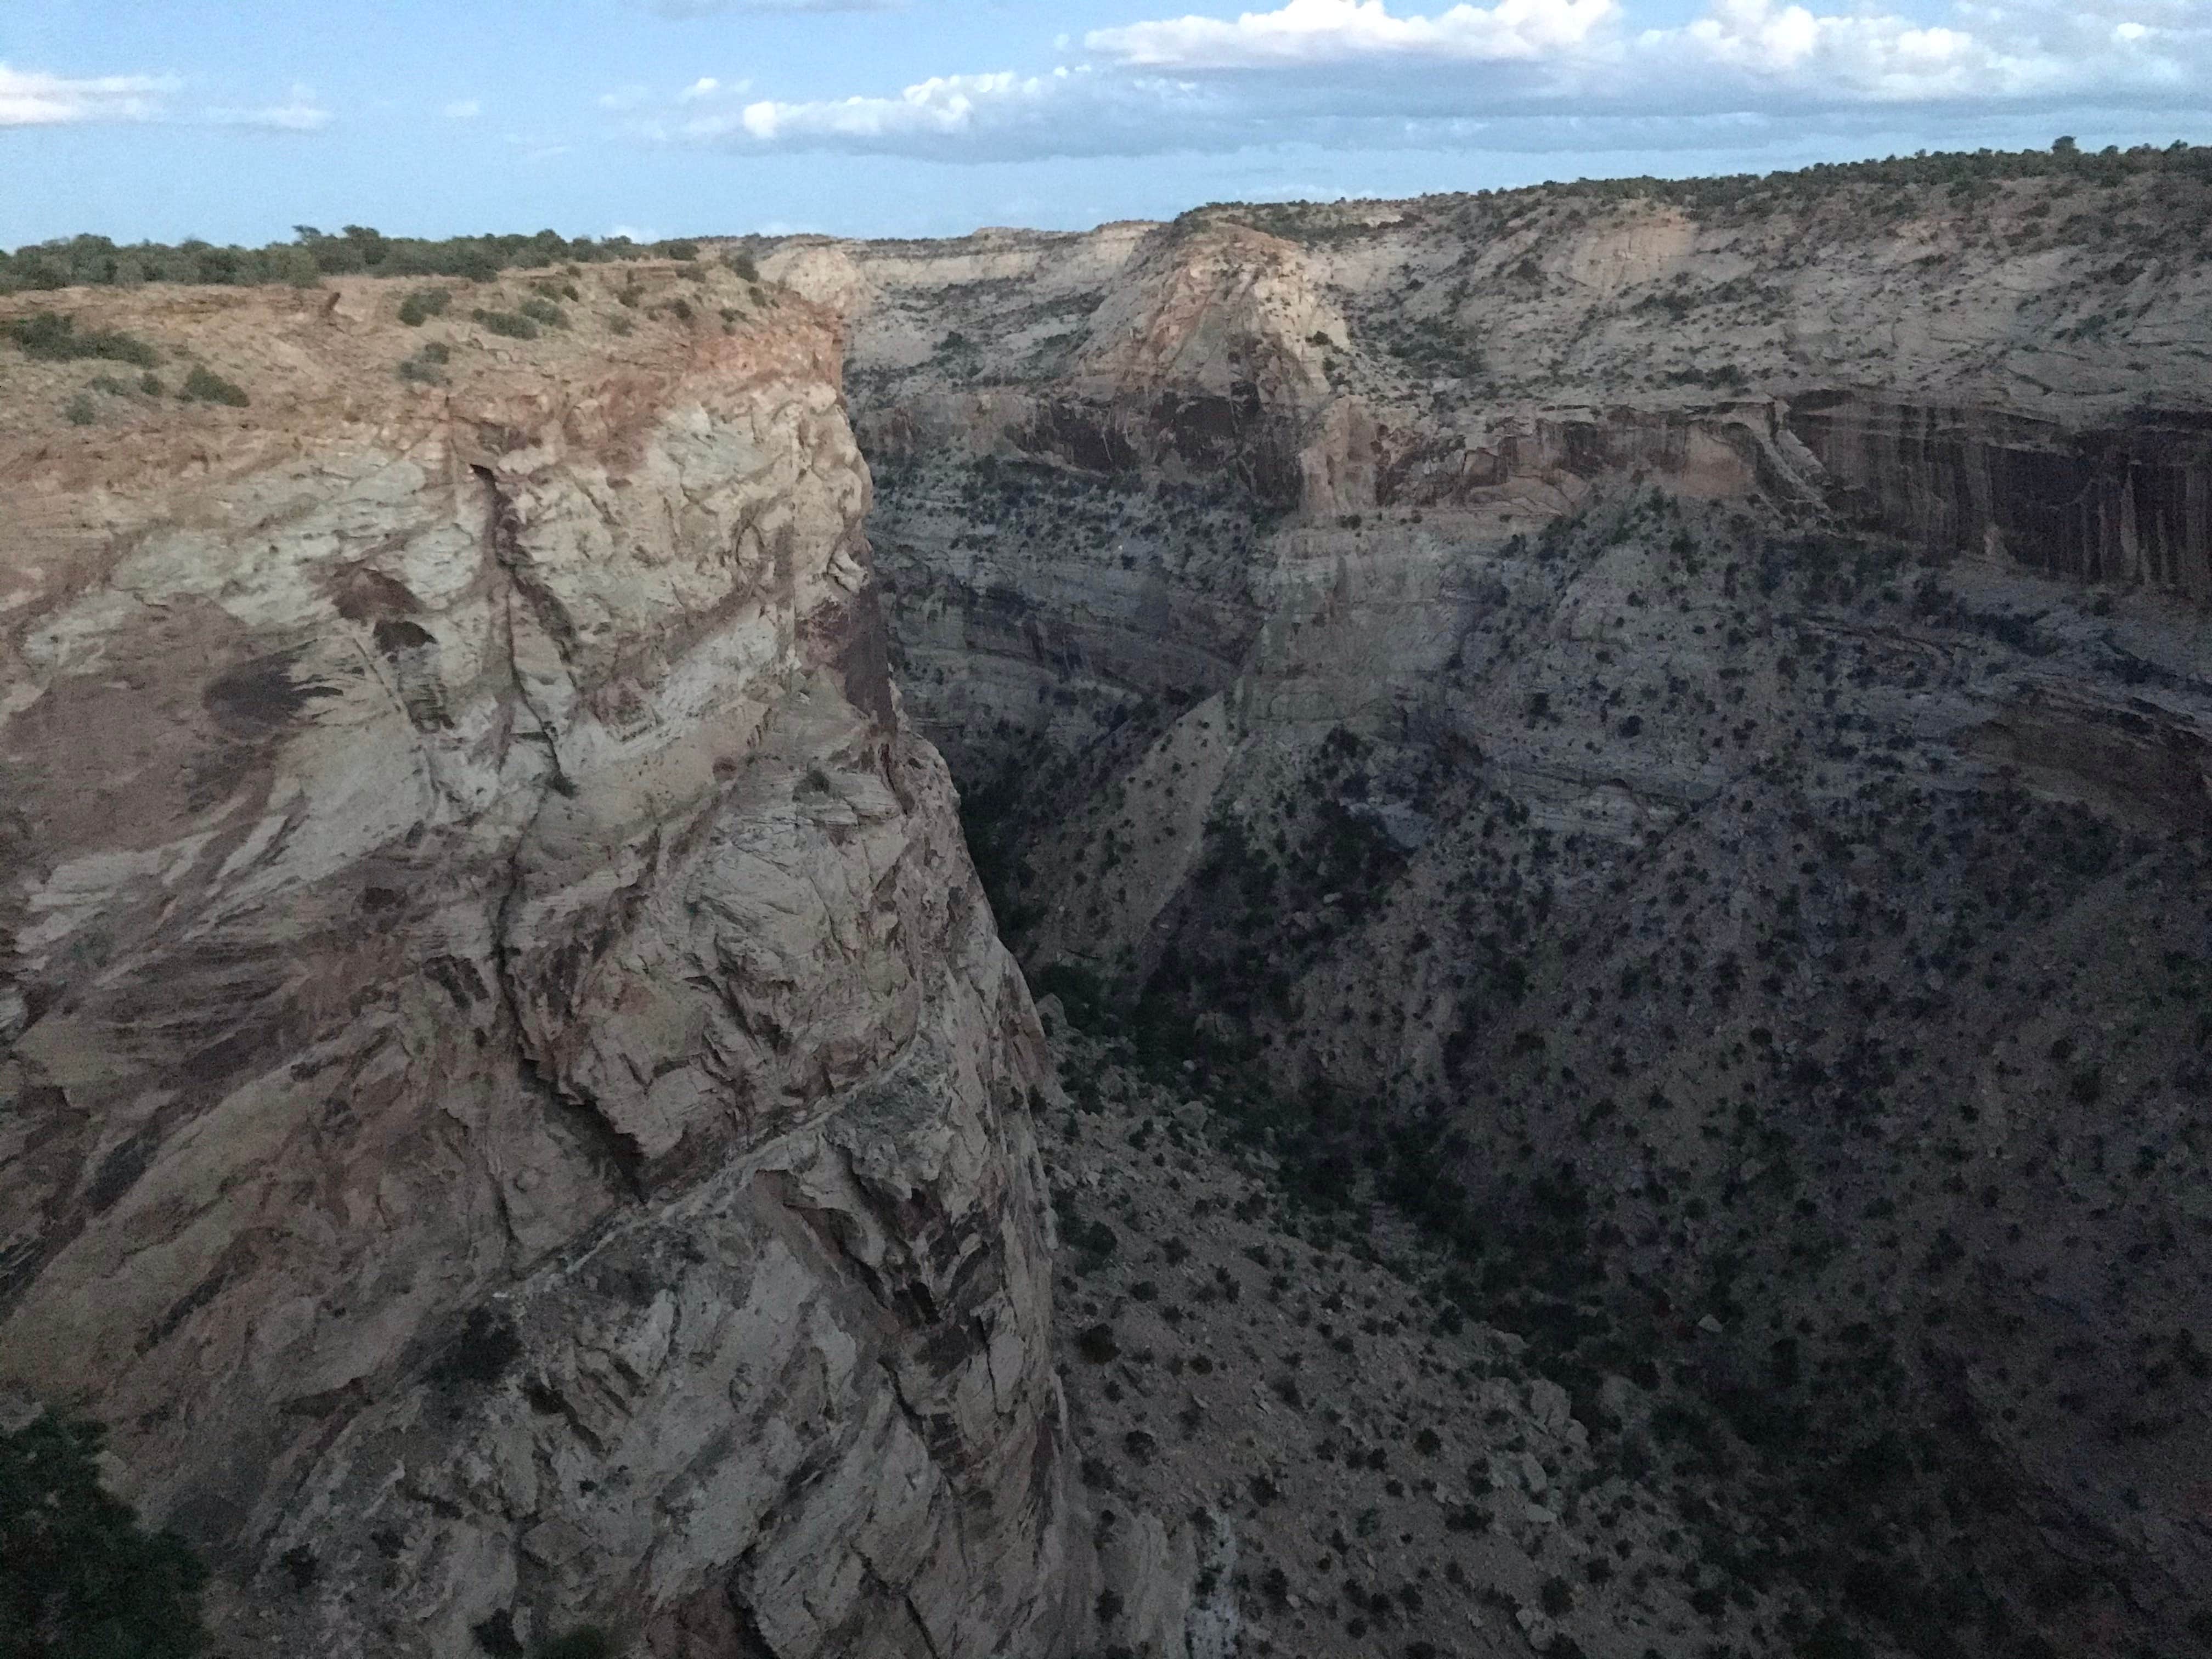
[0, 269, 1076, 1656]
[765, 166, 2212, 604]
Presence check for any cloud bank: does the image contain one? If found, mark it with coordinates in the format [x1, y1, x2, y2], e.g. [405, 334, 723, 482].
[630, 0, 2210, 161]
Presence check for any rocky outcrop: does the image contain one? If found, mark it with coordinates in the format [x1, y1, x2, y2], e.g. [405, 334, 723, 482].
[0, 269, 1077, 1656]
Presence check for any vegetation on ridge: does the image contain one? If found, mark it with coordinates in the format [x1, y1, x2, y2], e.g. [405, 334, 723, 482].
[0, 224, 703, 296]
[1197, 138, 2212, 242]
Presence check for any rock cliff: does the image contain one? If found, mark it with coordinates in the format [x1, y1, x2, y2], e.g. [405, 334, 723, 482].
[0, 267, 1079, 1656]
[757, 153, 2212, 1658]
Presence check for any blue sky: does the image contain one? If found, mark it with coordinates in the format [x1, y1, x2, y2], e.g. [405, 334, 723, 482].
[4, 0, 2208, 247]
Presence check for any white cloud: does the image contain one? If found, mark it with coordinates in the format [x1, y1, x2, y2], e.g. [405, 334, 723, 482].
[1090, 0, 2207, 104]
[646, 0, 2212, 162]
[1088, 0, 1619, 69]
[444, 98, 481, 119]
[206, 85, 333, 131]
[503, 131, 576, 162]
[0, 63, 177, 126]
[635, 61, 1250, 157]
[2, 63, 337, 131]
[709, 71, 1071, 144]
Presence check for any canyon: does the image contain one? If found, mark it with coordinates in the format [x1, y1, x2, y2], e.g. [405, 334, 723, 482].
[2, 144, 2209, 1659]
[752, 150, 2212, 1659]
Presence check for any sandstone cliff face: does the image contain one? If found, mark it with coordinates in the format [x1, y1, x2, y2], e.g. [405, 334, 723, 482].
[753, 164, 2212, 1657]
[769, 165, 2212, 597]
[0, 270, 1076, 1656]
[1786, 393, 2212, 600]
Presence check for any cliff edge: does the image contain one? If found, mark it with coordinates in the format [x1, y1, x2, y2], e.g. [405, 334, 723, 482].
[0, 264, 1077, 1656]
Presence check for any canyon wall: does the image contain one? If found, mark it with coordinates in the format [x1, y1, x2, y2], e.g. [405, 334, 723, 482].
[759, 160, 2212, 1658]
[756, 170, 2211, 863]
[0, 269, 1080, 1656]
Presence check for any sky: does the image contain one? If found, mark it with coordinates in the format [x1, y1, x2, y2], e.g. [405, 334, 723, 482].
[3, 0, 2209, 247]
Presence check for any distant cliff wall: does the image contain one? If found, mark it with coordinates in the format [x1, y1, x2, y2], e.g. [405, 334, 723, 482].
[1787, 394, 2212, 601]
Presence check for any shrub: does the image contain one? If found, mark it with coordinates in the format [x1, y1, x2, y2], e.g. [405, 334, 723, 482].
[0, 1411, 211, 1657]
[472, 308, 539, 339]
[397, 340, 453, 384]
[433, 1306, 522, 1386]
[179, 365, 249, 406]
[536, 1628, 616, 1659]
[517, 297, 567, 329]
[397, 286, 451, 326]
[4, 311, 158, 366]
[64, 393, 96, 425]
[1385, 315, 1486, 378]
[1070, 1217, 1118, 1263]
[724, 251, 759, 282]
[139, 372, 162, 396]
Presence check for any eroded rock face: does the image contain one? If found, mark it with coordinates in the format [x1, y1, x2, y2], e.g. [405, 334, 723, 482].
[0, 271, 1076, 1656]
[1786, 393, 2212, 600]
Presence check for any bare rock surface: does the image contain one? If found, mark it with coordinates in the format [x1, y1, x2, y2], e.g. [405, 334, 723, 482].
[0, 268, 1081, 1656]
